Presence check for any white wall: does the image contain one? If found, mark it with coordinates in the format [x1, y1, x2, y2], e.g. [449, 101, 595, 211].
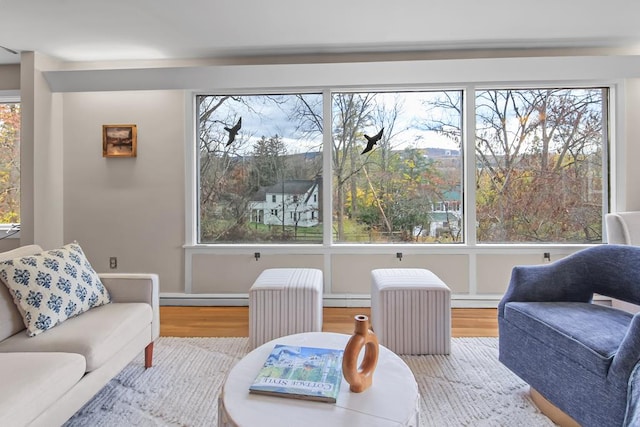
[17, 53, 64, 249]
[62, 91, 185, 293]
[0, 65, 19, 90]
[623, 79, 640, 209]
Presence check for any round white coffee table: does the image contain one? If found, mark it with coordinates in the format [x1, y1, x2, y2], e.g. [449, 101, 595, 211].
[218, 332, 420, 427]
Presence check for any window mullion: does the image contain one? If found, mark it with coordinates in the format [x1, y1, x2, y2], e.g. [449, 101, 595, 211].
[322, 88, 333, 246]
[464, 85, 477, 246]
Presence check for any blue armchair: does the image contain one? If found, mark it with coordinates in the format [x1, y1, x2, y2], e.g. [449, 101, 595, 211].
[498, 245, 640, 427]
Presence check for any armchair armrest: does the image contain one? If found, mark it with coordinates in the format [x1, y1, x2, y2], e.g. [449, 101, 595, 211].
[98, 273, 160, 340]
[498, 245, 640, 317]
[610, 313, 640, 385]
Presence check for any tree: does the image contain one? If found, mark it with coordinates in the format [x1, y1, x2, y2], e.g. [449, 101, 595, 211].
[198, 94, 323, 243]
[476, 89, 604, 242]
[357, 95, 403, 235]
[425, 88, 604, 243]
[197, 95, 250, 241]
[331, 93, 375, 240]
[0, 103, 20, 224]
[250, 135, 287, 190]
[329, 91, 464, 243]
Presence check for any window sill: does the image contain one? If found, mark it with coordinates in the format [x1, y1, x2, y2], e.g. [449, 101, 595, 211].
[0, 225, 20, 240]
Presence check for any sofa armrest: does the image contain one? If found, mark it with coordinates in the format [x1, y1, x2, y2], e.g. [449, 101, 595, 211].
[606, 212, 640, 245]
[98, 273, 160, 340]
[498, 245, 640, 318]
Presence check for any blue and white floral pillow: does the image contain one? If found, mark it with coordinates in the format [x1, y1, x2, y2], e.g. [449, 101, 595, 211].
[0, 243, 111, 337]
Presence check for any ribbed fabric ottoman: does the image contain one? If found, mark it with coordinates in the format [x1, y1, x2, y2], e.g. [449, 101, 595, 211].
[249, 268, 323, 349]
[371, 268, 451, 355]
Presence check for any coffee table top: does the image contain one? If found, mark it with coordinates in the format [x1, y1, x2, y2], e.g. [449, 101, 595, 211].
[219, 332, 420, 427]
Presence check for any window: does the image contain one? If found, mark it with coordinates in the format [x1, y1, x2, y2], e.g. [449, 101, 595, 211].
[197, 93, 323, 243]
[331, 91, 463, 243]
[0, 100, 20, 233]
[195, 87, 608, 245]
[473, 88, 606, 243]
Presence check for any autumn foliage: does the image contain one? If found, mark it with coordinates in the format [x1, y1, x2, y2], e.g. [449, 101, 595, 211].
[0, 103, 20, 224]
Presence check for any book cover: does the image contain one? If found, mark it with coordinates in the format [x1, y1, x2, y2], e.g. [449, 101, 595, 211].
[249, 344, 344, 403]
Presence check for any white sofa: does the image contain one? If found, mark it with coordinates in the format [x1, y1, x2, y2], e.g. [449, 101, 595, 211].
[0, 244, 160, 427]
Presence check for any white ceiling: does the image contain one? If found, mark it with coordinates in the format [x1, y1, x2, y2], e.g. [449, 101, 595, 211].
[2, 0, 640, 66]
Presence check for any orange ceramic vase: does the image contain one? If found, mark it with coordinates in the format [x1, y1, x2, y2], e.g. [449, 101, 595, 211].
[342, 314, 379, 392]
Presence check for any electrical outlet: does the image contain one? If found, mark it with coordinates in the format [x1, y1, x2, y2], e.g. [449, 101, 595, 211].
[109, 257, 117, 269]
[543, 252, 551, 262]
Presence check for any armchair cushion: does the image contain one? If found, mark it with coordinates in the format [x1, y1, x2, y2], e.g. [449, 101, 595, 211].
[0, 243, 111, 336]
[504, 301, 632, 377]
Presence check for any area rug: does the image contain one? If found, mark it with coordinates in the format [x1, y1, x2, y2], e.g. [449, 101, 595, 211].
[64, 337, 555, 426]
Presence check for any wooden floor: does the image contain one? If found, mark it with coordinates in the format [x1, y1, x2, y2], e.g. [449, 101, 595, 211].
[160, 306, 498, 338]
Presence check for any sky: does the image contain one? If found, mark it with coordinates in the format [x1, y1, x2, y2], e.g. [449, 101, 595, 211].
[207, 92, 461, 156]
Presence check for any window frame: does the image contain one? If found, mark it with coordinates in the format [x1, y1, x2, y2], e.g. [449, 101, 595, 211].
[186, 81, 614, 249]
[471, 86, 609, 244]
[0, 91, 21, 239]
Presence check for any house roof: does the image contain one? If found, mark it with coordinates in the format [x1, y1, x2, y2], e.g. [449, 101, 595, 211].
[251, 180, 316, 201]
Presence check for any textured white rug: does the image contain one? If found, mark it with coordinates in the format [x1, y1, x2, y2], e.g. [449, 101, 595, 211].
[64, 337, 554, 426]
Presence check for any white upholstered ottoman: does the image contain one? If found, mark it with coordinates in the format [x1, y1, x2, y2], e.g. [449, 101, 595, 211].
[371, 268, 451, 355]
[249, 268, 323, 349]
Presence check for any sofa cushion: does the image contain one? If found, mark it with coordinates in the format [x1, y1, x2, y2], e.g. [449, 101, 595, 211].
[0, 302, 151, 371]
[0, 243, 111, 336]
[0, 245, 44, 341]
[504, 301, 632, 377]
[0, 352, 85, 427]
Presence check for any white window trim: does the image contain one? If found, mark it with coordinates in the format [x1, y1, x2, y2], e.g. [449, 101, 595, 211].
[187, 84, 615, 248]
[177, 57, 623, 302]
[184, 57, 626, 251]
[0, 90, 21, 237]
[0, 224, 20, 239]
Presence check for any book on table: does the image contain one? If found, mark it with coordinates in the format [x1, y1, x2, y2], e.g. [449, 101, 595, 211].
[249, 344, 344, 403]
